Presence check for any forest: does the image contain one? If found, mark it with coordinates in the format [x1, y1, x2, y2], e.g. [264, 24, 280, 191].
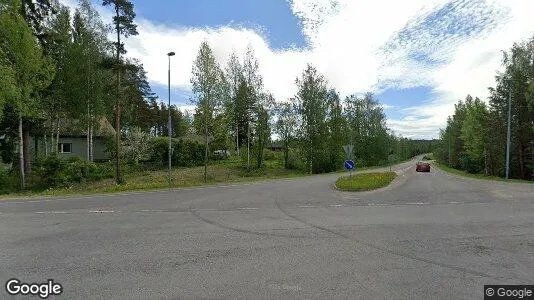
[434, 37, 534, 181]
[1, 0, 434, 193]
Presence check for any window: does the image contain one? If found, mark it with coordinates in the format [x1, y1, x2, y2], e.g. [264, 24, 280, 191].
[58, 143, 72, 153]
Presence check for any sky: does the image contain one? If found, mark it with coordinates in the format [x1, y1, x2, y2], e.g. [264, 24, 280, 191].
[61, 0, 534, 139]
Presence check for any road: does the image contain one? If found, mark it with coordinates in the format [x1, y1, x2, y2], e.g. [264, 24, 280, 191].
[1, 157, 533, 299]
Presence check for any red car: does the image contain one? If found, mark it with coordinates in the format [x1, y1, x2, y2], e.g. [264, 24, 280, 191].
[416, 161, 431, 172]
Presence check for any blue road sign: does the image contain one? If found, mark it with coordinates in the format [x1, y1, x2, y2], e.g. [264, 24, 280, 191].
[344, 160, 355, 170]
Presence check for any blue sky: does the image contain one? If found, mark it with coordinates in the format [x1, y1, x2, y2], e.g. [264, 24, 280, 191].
[128, 0, 307, 109]
[71, 0, 534, 139]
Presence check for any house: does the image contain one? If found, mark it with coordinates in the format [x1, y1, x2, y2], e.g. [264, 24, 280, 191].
[30, 117, 116, 162]
[267, 142, 285, 152]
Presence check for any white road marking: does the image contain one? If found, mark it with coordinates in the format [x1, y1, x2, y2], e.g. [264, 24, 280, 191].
[406, 202, 429, 205]
[35, 211, 67, 214]
[139, 209, 165, 212]
[297, 205, 317, 208]
[237, 207, 259, 210]
[89, 210, 115, 213]
[328, 204, 343, 207]
[448, 201, 462, 204]
[367, 203, 390, 206]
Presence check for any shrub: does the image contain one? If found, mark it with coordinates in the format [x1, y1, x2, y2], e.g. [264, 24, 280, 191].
[148, 137, 206, 168]
[32, 154, 114, 188]
[122, 128, 152, 165]
[263, 149, 276, 161]
[0, 168, 18, 194]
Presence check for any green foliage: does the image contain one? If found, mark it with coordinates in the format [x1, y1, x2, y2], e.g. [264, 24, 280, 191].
[0, 168, 19, 194]
[0, 0, 55, 116]
[32, 154, 113, 188]
[191, 41, 226, 181]
[148, 137, 206, 168]
[263, 149, 276, 161]
[335, 172, 397, 192]
[122, 127, 151, 165]
[435, 37, 534, 180]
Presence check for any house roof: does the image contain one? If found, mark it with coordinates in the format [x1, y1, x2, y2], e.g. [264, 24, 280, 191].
[56, 117, 116, 137]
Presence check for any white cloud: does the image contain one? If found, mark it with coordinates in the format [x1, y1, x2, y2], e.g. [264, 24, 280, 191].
[59, 0, 534, 139]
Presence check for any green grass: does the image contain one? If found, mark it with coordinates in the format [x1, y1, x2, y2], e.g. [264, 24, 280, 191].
[433, 161, 534, 184]
[0, 153, 418, 200]
[335, 172, 397, 192]
[0, 162, 309, 200]
[422, 153, 434, 161]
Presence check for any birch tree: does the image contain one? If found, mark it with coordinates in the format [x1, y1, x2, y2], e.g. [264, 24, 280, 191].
[191, 41, 225, 182]
[0, 0, 54, 188]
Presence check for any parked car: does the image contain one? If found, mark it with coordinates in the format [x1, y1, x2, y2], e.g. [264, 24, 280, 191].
[416, 161, 431, 172]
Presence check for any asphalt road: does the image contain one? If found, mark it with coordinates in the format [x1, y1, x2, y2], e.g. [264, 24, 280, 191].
[1, 157, 533, 299]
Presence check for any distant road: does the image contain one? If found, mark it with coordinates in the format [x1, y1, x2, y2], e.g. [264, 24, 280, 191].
[1, 157, 533, 299]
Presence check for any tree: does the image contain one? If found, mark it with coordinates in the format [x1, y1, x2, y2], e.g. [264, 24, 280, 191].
[325, 89, 345, 170]
[254, 92, 273, 168]
[102, 0, 138, 184]
[242, 45, 263, 169]
[190, 41, 225, 182]
[0, 48, 17, 118]
[460, 97, 488, 173]
[72, 0, 111, 162]
[41, 5, 72, 155]
[275, 101, 298, 169]
[225, 51, 243, 155]
[0, 0, 54, 188]
[295, 64, 328, 174]
[19, 0, 56, 47]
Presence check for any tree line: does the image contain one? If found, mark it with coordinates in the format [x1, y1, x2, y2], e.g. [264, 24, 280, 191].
[0, 0, 191, 188]
[1, 0, 433, 190]
[189, 41, 434, 179]
[435, 36, 534, 180]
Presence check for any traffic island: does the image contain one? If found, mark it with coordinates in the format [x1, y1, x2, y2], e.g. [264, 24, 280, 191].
[335, 172, 397, 191]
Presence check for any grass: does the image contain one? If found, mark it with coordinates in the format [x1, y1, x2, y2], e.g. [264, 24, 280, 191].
[335, 172, 397, 192]
[432, 161, 534, 184]
[0, 153, 418, 200]
[0, 158, 309, 200]
[422, 153, 434, 161]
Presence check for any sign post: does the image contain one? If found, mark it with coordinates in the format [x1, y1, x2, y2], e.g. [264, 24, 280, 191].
[344, 159, 355, 179]
[342, 145, 354, 160]
[343, 145, 355, 182]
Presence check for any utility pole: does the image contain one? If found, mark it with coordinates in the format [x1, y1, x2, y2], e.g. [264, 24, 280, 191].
[167, 51, 175, 187]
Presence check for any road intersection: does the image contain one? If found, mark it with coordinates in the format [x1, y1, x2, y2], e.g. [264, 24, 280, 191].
[1, 157, 533, 298]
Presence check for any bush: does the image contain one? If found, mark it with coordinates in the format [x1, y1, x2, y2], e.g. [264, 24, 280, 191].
[148, 137, 206, 168]
[32, 154, 114, 188]
[263, 149, 276, 161]
[0, 168, 18, 194]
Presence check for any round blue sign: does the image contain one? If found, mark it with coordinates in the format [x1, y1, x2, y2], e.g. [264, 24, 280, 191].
[344, 160, 355, 170]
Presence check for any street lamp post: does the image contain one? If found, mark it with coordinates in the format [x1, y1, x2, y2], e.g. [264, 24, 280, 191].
[167, 51, 175, 187]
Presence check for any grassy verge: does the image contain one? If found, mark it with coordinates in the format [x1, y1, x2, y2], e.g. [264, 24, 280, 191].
[433, 161, 534, 184]
[0, 155, 418, 200]
[335, 172, 397, 192]
[0, 163, 309, 200]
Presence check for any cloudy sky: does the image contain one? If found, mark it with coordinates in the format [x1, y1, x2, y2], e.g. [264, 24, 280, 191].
[62, 0, 534, 139]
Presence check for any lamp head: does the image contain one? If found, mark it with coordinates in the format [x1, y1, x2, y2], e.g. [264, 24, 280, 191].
[167, 51, 175, 56]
